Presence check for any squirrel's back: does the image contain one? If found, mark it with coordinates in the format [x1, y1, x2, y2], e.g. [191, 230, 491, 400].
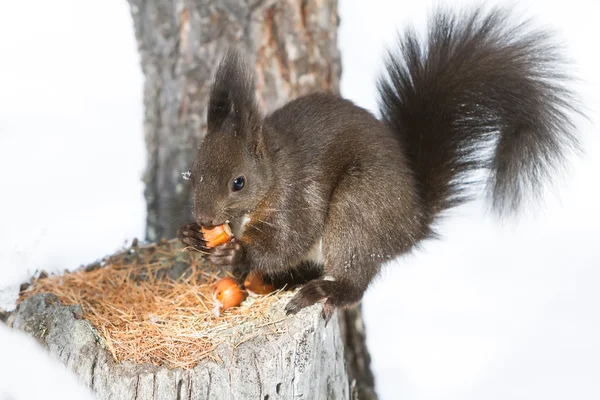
[265, 92, 408, 183]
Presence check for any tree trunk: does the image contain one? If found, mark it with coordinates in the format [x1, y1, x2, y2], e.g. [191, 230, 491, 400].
[129, 0, 340, 241]
[129, 0, 377, 398]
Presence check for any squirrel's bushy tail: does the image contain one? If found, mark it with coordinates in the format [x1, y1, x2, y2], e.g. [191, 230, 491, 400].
[377, 6, 581, 227]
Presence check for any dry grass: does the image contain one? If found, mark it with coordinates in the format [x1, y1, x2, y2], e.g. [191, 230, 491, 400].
[19, 239, 293, 370]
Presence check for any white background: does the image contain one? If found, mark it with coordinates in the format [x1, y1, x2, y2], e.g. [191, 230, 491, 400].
[1, 0, 598, 399]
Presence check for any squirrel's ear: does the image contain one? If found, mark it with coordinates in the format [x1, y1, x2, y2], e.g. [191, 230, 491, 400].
[207, 49, 262, 147]
[250, 125, 268, 159]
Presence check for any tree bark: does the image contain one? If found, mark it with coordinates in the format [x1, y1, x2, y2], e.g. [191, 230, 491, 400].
[129, 0, 377, 398]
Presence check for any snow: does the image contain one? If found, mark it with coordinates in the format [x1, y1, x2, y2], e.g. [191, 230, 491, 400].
[0, 0, 599, 399]
[0, 324, 94, 399]
[0, 0, 146, 298]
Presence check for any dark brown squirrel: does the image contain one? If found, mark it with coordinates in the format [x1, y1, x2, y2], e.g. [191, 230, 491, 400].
[178, 6, 582, 321]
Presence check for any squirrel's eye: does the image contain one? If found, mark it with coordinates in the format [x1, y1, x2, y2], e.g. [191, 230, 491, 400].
[232, 176, 245, 191]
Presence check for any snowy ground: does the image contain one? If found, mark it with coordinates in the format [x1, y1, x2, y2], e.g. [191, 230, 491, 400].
[1, 0, 599, 399]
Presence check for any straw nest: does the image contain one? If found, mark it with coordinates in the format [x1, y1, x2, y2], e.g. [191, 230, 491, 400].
[18, 238, 296, 370]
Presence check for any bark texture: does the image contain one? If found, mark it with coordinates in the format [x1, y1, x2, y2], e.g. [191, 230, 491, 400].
[8, 293, 349, 400]
[128, 0, 340, 241]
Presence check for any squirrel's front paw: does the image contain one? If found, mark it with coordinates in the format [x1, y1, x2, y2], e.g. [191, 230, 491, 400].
[208, 239, 246, 272]
[177, 223, 209, 252]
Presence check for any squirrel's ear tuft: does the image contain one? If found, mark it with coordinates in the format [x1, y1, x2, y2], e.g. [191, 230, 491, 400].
[207, 49, 262, 138]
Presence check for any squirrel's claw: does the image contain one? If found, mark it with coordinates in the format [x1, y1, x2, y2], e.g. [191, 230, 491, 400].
[321, 300, 336, 325]
[285, 279, 330, 316]
[177, 223, 209, 253]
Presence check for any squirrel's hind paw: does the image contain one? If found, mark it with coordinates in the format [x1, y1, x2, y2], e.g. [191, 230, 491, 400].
[285, 279, 359, 324]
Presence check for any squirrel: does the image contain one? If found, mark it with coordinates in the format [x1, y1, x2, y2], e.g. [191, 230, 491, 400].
[178, 6, 582, 321]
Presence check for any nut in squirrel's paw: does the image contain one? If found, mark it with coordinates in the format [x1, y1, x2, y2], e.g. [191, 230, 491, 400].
[202, 224, 234, 248]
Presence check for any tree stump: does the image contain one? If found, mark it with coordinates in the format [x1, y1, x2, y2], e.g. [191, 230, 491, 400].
[8, 295, 348, 399]
[6, 239, 350, 399]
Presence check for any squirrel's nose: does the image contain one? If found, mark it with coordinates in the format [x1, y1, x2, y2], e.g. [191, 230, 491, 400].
[195, 213, 218, 228]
